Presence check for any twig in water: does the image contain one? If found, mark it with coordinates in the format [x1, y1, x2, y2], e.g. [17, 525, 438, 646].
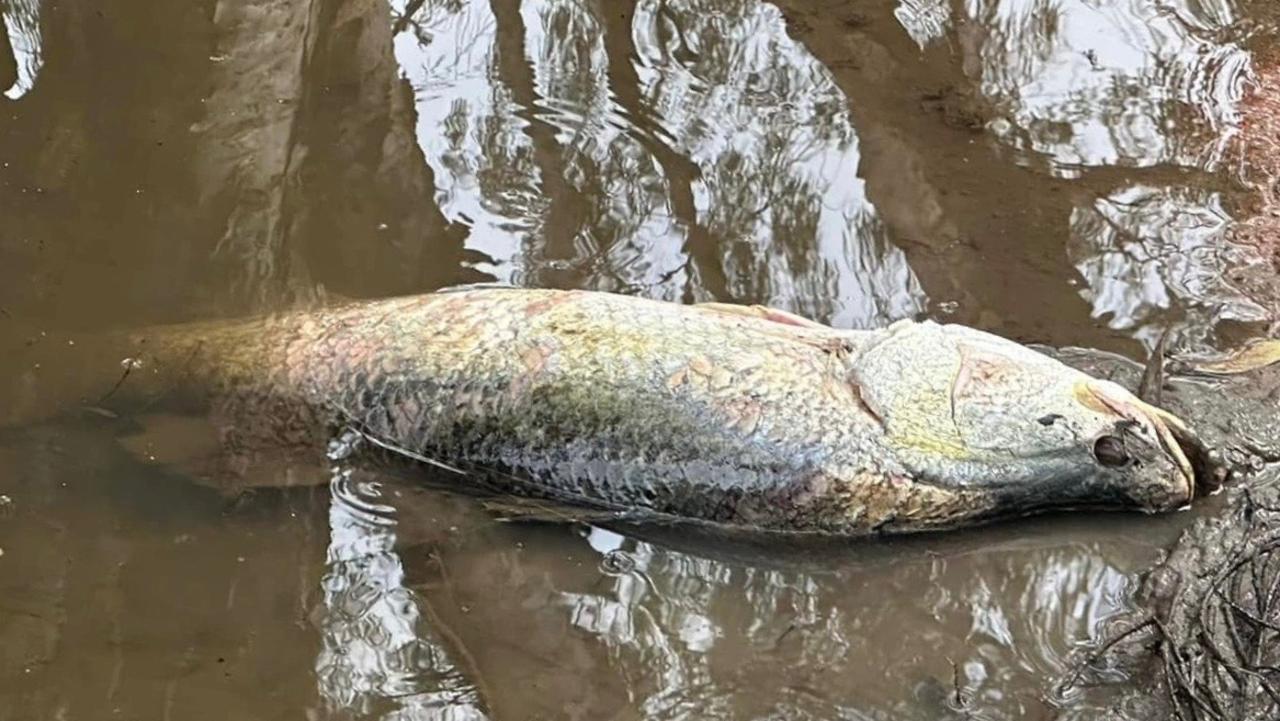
[1057, 617, 1157, 693]
[96, 357, 140, 404]
[947, 656, 968, 710]
[415, 550, 494, 716]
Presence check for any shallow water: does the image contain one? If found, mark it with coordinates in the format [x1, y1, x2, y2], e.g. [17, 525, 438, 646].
[0, 0, 1277, 719]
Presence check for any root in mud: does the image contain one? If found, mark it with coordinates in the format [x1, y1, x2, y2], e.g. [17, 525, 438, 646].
[1063, 479, 1280, 721]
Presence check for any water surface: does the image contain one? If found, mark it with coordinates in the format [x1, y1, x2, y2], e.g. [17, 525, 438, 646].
[1, 0, 1276, 719]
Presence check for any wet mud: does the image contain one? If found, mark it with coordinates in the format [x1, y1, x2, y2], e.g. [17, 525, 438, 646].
[1, 0, 1279, 719]
[1051, 466, 1280, 721]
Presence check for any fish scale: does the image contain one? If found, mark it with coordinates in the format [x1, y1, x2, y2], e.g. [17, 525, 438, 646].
[2, 287, 1207, 535]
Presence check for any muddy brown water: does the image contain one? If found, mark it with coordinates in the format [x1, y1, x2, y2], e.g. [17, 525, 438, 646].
[1, 0, 1277, 719]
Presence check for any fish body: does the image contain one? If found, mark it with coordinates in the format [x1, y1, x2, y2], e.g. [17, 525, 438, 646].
[6, 288, 1209, 535]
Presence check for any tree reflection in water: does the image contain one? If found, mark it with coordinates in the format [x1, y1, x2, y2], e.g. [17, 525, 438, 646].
[390, 0, 925, 326]
[906, 0, 1251, 174]
[316, 467, 489, 720]
[312, 469, 1154, 720]
[888, 0, 1269, 348]
[1069, 186, 1270, 349]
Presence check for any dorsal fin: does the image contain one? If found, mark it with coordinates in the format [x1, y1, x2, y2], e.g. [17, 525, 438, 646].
[433, 281, 523, 294]
[695, 302, 828, 329]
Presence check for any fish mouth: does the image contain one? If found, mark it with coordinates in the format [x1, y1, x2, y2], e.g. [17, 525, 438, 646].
[1143, 402, 1228, 499]
[1086, 380, 1225, 505]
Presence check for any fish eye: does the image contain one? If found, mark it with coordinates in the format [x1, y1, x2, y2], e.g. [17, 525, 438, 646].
[1093, 435, 1130, 467]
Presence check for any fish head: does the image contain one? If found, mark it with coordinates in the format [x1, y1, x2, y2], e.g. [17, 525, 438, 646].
[960, 372, 1206, 514]
[854, 322, 1217, 521]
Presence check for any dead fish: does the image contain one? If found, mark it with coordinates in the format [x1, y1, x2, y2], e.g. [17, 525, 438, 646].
[3, 288, 1215, 536]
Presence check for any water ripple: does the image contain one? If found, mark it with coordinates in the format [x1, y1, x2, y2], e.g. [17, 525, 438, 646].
[316, 467, 487, 720]
[1068, 185, 1270, 350]
[956, 0, 1253, 175]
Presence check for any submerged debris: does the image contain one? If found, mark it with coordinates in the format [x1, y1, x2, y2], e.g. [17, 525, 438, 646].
[1186, 339, 1280, 377]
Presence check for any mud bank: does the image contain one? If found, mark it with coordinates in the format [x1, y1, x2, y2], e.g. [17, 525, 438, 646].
[1050, 353, 1280, 720]
[1059, 469, 1280, 721]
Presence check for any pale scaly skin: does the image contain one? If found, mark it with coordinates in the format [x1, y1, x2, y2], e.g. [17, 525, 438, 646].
[8, 288, 1209, 535]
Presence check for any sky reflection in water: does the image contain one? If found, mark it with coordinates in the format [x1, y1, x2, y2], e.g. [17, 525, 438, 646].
[392, 0, 926, 327]
[898, 0, 1250, 174]
[1, 0, 42, 99]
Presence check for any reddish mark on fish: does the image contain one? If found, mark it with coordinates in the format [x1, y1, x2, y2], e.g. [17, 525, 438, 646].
[951, 347, 1019, 416]
[953, 356, 1004, 397]
[507, 341, 555, 399]
[697, 302, 825, 329]
[665, 367, 689, 391]
[434, 293, 477, 319]
[667, 355, 735, 392]
[1076, 380, 1134, 420]
[719, 398, 764, 435]
[522, 292, 574, 319]
[849, 382, 885, 428]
